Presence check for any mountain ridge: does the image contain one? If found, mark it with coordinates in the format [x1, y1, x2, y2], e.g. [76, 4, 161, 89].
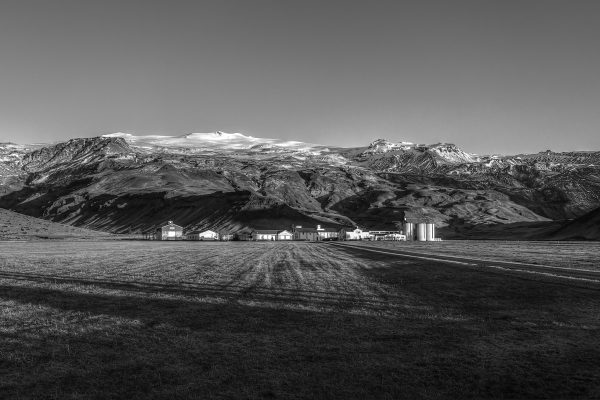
[1, 132, 599, 238]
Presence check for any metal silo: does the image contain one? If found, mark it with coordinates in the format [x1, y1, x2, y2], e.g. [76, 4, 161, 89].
[416, 223, 427, 241]
[404, 222, 414, 240]
[426, 223, 435, 241]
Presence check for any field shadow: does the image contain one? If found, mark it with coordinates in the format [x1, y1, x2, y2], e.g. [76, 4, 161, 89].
[0, 270, 412, 315]
[2, 279, 600, 400]
[2, 258, 600, 398]
[0, 281, 422, 399]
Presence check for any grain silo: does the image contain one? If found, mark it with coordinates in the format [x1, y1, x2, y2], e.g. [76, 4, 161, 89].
[404, 222, 415, 240]
[426, 223, 435, 241]
[416, 223, 427, 241]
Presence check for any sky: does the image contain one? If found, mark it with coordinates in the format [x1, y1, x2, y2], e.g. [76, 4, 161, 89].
[0, 0, 599, 154]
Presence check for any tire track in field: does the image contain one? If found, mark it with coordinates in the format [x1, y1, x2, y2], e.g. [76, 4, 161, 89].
[359, 241, 600, 272]
[232, 243, 422, 313]
[194, 242, 394, 311]
[330, 242, 600, 285]
[0, 242, 434, 316]
[311, 244, 423, 311]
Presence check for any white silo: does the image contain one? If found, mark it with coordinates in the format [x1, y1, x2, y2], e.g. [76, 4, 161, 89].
[404, 222, 415, 240]
[426, 223, 435, 241]
[416, 223, 427, 241]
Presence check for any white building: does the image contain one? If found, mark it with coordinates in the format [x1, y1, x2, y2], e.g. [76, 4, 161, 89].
[252, 229, 293, 241]
[186, 230, 220, 241]
[277, 230, 293, 240]
[344, 228, 371, 240]
[369, 231, 406, 241]
[155, 221, 183, 240]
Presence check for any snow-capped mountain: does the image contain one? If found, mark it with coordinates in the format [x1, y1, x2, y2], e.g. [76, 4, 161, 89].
[0, 132, 599, 239]
[103, 131, 330, 154]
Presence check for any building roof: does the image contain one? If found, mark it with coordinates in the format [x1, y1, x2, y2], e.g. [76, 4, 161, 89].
[295, 228, 317, 233]
[319, 227, 340, 232]
[296, 227, 340, 232]
[158, 222, 183, 229]
[253, 230, 280, 234]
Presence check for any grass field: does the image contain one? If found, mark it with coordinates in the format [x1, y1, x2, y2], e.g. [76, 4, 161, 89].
[1, 241, 600, 399]
[348, 239, 600, 270]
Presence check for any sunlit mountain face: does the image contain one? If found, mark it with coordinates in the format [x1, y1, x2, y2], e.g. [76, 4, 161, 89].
[1, 132, 599, 239]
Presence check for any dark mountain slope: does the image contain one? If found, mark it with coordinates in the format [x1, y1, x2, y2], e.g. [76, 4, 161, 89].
[549, 207, 600, 240]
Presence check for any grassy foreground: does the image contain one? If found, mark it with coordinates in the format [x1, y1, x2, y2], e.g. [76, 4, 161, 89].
[1, 241, 599, 399]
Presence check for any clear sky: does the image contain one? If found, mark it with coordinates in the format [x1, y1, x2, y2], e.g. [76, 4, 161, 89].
[0, 0, 599, 154]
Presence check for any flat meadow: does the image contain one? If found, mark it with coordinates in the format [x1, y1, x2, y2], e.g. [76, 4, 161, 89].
[347, 239, 600, 270]
[1, 240, 599, 399]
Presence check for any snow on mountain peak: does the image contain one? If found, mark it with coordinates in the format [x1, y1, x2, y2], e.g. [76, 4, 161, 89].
[101, 131, 326, 154]
[365, 138, 414, 153]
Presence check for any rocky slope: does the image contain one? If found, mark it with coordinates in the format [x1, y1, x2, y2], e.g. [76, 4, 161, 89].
[0, 133, 599, 238]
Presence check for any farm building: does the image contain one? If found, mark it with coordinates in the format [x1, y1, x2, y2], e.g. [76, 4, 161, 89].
[156, 221, 183, 240]
[342, 227, 371, 241]
[293, 227, 318, 241]
[293, 225, 339, 241]
[235, 229, 253, 241]
[252, 230, 278, 241]
[186, 230, 219, 241]
[317, 225, 339, 240]
[369, 230, 406, 241]
[252, 229, 293, 241]
[277, 230, 293, 240]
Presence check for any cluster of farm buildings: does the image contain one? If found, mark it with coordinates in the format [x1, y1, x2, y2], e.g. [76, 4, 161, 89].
[149, 220, 440, 242]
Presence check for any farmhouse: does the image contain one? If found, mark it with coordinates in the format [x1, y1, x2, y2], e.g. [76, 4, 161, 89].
[316, 225, 339, 240]
[186, 230, 219, 241]
[156, 221, 183, 240]
[293, 227, 318, 241]
[252, 230, 278, 241]
[252, 229, 293, 241]
[293, 225, 339, 241]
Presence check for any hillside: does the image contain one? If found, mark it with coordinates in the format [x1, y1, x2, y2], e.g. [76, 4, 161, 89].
[0, 133, 599, 238]
[0, 207, 109, 239]
[549, 207, 600, 240]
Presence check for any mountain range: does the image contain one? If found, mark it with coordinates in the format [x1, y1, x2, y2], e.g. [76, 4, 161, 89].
[1, 132, 599, 239]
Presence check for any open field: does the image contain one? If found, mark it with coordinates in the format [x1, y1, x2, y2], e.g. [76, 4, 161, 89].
[1, 241, 600, 399]
[345, 240, 600, 271]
